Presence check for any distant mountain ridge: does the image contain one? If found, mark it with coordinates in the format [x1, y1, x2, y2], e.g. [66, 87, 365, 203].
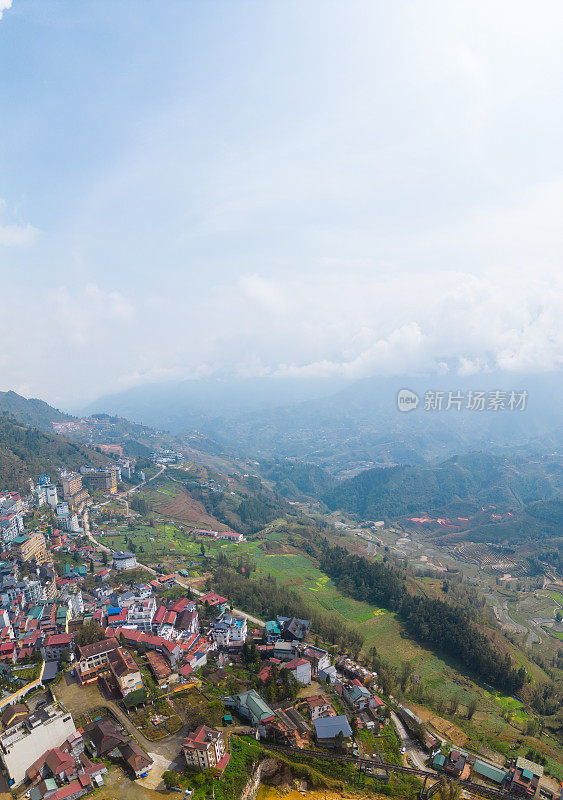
[0, 390, 74, 431]
[85, 371, 563, 474]
[321, 451, 562, 520]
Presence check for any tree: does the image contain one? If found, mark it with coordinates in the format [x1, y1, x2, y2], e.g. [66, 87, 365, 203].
[200, 542, 205, 557]
[449, 693, 461, 715]
[437, 778, 462, 800]
[75, 622, 106, 646]
[400, 660, 414, 693]
[102, 551, 108, 565]
[466, 698, 478, 720]
[162, 771, 181, 789]
[60, 648, 71, 665]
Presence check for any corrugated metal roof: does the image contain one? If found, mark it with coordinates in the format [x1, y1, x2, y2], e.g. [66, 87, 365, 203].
[473, 760, 507, 784]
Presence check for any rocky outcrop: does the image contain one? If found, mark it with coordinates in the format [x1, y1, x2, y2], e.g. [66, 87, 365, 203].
[240, 758, 308, 800]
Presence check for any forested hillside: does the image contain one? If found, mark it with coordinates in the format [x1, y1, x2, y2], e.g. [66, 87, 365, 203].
[322, 452, 562, 519]
[318, 543, 527, 694]
[259, 458, 336, 499]
[0, 390, 73, 431]
[0, 417, 106, 491]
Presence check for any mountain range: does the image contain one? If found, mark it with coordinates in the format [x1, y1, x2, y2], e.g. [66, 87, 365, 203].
[82, 372, 563, 475]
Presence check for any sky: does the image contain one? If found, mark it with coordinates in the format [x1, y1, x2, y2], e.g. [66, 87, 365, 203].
[0, 0, 562, 406]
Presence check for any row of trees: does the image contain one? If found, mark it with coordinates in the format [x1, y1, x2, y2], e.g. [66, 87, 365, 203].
[319, 544, 527, 694]
[212, 567, 364, 656]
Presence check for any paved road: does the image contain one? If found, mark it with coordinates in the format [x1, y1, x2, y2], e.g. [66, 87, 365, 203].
[84, 509, 266, 628]
[389, 710, 429, 771]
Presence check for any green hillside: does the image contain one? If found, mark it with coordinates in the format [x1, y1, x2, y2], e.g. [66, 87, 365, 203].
[0, 390, 74, 431]
[0, 417, 107, 492]
[322, 452, 562, 519]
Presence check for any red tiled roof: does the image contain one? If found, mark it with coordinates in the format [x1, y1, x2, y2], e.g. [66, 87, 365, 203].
[44, 633, 73, 647]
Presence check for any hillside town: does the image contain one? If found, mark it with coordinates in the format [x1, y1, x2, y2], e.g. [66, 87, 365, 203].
[0, 470, 557, 800]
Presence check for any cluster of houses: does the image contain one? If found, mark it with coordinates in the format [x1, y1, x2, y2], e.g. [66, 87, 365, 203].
[0, 475, 554, 800]
[433, 749, 546, 798]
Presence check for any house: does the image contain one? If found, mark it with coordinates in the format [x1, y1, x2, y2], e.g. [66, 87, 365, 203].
[223, 689, 275, 728]
[313, 715, 353, 748]
[175, 603, 198, 635]
[281, 657, 311, 685]
[473, 759, 508, 787]
[183, 726, 229, 771]
[507, 757, 544, 798]
[86, 720, 127, 758]
[119, 740, 152, 779]
[318, 665, 337, 683]
[264, 707, 311, 748]
[198, 592, 229, 612]
[146, 650, 172, 686]
[41, 633, 73, 662]
[108, 647, 143, 697]
[440, 749, 471, 780]
[299, 645, 331, 674]
[264, 620, 281, 642]
[211, 614, 247, 647]
[273, 641, 295, 661]
[306, 695, 336, 721]
[343, 679, 375, 711]
[1, 704, 29, 732]
[278, 616, 310, 642]
[112, 552, 137, 571]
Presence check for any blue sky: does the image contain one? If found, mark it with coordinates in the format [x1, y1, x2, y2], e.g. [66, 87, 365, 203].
[0, 0, 562, 404]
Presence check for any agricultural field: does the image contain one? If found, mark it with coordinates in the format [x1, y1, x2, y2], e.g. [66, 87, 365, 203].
[102, 522, 211, 573]
[138, 479, 230, 530]
[214, 536, 562, 772]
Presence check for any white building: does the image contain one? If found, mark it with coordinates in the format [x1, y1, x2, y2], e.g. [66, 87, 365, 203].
[33, 486, 46, 507]
[126, 598, 156, 632]
[112, 551, 137, 571]
[211, 614, 247, 647]
[57, 513, 81, 533]
[22, 580, 45, 605]
[183, 726, 226, 771]
[0, 703, 77, 786]
[61, 588, 84, 619]
[0, 513, 23, 546]
[45, 484, 59, 508]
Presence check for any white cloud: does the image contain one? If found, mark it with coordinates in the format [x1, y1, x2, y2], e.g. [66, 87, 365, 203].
[0, 1, 12, 21]
[0, 222, 38, 247]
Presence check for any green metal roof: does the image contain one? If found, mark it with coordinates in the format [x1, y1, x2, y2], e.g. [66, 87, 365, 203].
[433, 753, 446, 769]
[473, 760, 507, 784]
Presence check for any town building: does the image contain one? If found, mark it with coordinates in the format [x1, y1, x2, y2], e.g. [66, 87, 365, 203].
[313, 715, 353, 749]
[112, 551, 137, 571]
[0, 703, 77, 785]
[45, 484, 59, 508]
[306, 695, 336, 721]
[81, 468, 118, 494]
[12, 531, 50, 564]
[507, 756, 544, 798]
[281, 657, 311, 685]
[183, 726, 228, 771]
[108, 647, 143, 697]
[126, 598, 156, 632]
[75, 637, 120, 685]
